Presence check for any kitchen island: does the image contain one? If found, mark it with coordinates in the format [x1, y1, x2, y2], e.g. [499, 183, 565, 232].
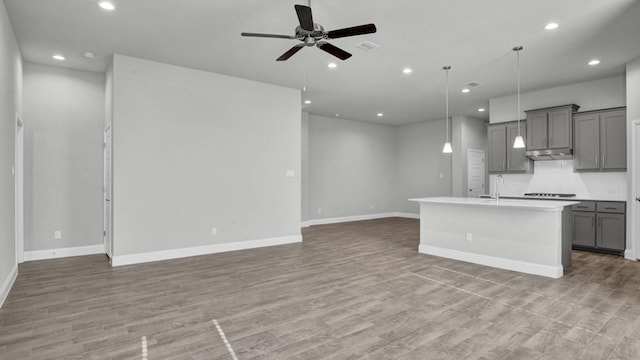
[410, 197, 579, 278]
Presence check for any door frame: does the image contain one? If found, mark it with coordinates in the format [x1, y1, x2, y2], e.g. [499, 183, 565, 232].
[104, 125, 112, 258]
[628, 119, 640, 261]
[15, 114, 24, 264]
[467, 148, 485, 197]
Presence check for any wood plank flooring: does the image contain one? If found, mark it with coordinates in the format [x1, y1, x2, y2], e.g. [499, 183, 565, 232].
[2, 217, 640, 359]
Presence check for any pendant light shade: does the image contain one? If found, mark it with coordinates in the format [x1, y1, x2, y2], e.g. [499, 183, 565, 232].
[442, 66, 452, 154]
[442, 141, 453, 153]
[512, 46, 525, 149]
[513, 135, 525, 148]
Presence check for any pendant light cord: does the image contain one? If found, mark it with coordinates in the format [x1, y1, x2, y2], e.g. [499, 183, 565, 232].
[514, 46, 523, 136]
[444, 66, 451, 142]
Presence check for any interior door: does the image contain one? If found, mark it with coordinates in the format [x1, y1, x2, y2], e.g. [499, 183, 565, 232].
[635, 120, 640, 260]
[467, 149, 485, 197]
[104, 125, 112, 258]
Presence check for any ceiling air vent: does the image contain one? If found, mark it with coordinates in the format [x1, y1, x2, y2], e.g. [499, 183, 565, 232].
[355, 41, 380, 51]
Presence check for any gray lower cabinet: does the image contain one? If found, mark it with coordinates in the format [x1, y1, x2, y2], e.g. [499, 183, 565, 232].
[574, 107, 626, 171]
[487, 121, 531, 173]
[571, 201, 625, 253]
[572, 211, 595, 247]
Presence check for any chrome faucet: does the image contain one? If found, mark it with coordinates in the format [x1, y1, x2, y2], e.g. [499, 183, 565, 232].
[495, 175, 504, 202]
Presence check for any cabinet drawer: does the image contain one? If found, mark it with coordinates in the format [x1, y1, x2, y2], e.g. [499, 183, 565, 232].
[571, 201, 596, 212]
[597, 202, 625, 214]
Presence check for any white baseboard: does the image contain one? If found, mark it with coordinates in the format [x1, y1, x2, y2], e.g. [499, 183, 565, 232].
[24, 244, 105, 262]
[111, 234, 302, 267]
[302, 212, 419, 227]
[419, 244, 563, 279]
[0, 265, 18, 309]
[625, 249, 637, 261]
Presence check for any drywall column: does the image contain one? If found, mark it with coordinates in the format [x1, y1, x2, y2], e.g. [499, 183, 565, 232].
[626, 57, 640, 260]
[110, 55, 301, 264]
[0, 0, 22, 307]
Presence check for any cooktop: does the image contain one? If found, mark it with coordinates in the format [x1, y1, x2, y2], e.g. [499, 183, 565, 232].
[524, 193, 576, 198]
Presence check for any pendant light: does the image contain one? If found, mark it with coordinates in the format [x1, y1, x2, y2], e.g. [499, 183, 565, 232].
[442, 66, 453, 153]
[512, 46, 526, 149]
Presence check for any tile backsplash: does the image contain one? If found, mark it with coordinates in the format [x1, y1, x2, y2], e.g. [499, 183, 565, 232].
[490, 160, 627, 201]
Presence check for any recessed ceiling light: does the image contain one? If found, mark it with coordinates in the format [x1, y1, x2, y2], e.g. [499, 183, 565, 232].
[83, 51, 96, 59]
[98, 1, 115, 10]
[545, 22, 559, 30]
[304, 100, 311, 104]
[402, 68, 412, 74]
[335, 113, 340, 117]
[588, 59, 601, 66]
[377, 113, 383, 117]
[52, 54, 65, 61]
[478, 108, 486, 112]
[461, 88, 470, 93]
[327, 62, 337, 69]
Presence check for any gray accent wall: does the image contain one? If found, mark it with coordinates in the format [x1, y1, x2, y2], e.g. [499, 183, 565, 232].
[307, 115, 396, 220]
[0, 0, 21, 304]
[111, 55, 301, 256]
[452, 115, 489, 197]
[23, 63, 105, 251]
[394, 119, 454, 214]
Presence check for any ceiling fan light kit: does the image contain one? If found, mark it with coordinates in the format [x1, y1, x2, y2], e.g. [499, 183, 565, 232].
[241, 4, 377, 61]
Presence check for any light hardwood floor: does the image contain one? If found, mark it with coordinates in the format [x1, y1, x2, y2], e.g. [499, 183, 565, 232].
[1, 217, 640, 359]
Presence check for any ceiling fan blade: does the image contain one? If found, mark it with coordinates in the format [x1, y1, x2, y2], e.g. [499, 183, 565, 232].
[277, 44, 305, 61]
[326, 24, 377, 39]
[241, 32, 297, 39]
[295, 5, 314, 31]
[317, 42, 352, 60]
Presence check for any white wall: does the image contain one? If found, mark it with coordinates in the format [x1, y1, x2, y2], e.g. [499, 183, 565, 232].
[301, 112, 309, 222]
[490, 75, 626, 123]
[307, 114, 396, 220]
[0, 0, 21, 307]
[394, 119, 453, 214]
[627, 58, 640, 122]
[111, 55, 301, 258]
[488, 75, 627, 200]
[22, 63, 105, 252]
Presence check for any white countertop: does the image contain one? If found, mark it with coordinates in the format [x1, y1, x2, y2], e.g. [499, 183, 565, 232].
[410, 197, 579, 210]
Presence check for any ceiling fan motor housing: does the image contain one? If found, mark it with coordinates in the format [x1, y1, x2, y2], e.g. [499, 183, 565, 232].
[295, 24, 325, 46]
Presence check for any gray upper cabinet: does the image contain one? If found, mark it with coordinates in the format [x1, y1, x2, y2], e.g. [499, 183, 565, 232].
[527, 112, 548, 150]
[487, 121, 531, 173]
[574, 107, 626, 171]
[488, 125, 507, 173]
[526, 104, 578, 152]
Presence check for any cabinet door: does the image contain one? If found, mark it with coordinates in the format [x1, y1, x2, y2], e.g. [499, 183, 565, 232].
[574, 113, 600, 170]
[488, 125, 506, 173]
[572, 212, 596, 247]
[601, 109, 627, 170]
[526, 112, 548, 150]
[548, 107, 572, 149]
[507, 123, 528, 172]
[596, 213, 625, 251]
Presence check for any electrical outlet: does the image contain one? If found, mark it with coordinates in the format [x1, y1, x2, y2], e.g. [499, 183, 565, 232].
[54, 231, 62, 240]
[466, 232, 472, 241]
[370, 204, 374, 209]
[317, 208, 322, 214]
[211, 227, 217, 236]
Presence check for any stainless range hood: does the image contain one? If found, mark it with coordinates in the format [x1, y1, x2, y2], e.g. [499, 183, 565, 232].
[526, 148, 573, 160]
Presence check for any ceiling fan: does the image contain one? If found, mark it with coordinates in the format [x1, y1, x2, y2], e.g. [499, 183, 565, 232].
[241, 3, 377, 61]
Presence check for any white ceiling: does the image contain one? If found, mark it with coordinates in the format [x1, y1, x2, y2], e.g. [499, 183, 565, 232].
[5, 0, 640, 126]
